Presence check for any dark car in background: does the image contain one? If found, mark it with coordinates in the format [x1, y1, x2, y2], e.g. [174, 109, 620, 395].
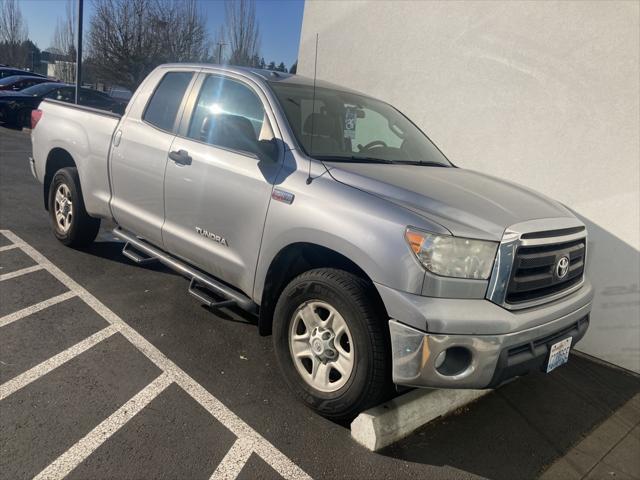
[0, 82, 125, 128]
[0, 75, 53, 91]
[0, 67, 46, 80]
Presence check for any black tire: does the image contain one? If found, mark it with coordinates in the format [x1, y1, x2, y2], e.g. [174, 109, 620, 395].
[273, 268, 392, 421]
[48, 167, 100, 247]
[17, 109, 30, 129]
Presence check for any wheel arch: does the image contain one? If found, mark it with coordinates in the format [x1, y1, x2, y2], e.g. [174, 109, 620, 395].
[258, 242, 388, 335]
[43, 148, 77, 210]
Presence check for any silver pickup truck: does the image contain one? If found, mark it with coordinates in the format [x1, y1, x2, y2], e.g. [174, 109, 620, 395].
[30, 64, 593, 420]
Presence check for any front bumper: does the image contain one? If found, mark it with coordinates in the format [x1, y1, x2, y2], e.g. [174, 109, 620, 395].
[386, 282, 593, 389]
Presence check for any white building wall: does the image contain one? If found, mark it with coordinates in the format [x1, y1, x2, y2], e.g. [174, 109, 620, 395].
[298, 0, 640, 373]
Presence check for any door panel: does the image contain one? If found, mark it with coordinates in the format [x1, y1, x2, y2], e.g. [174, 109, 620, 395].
[109, 118, 175, 246]
[162, 73, 281, 295]
[163, 138, 280, 295]
[109, 70, 195, 246]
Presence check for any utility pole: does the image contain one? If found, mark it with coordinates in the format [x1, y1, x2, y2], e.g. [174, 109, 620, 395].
[216, 42, 227, 65]
[75, 0, 83, 104]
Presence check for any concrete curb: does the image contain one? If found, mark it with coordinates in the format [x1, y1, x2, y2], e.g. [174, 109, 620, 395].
[351, 388, 491, 451]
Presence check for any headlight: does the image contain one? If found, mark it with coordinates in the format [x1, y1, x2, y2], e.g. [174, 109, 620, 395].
[405, 228, 498, 279]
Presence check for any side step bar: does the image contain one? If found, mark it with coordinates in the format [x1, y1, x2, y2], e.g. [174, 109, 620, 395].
[122, 242, 157, 265]
[113, 228, 257, 313]
[188, 279, 237, 309]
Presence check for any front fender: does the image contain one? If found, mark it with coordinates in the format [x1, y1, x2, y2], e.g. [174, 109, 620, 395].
[252, 157, 443, 302]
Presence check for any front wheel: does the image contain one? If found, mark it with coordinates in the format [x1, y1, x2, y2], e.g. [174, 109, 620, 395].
[273, 269, 392, 421]
[48, 167, 100, 247]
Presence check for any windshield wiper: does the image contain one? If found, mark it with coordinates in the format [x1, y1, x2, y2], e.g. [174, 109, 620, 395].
[315, 156, 449, 167]
[315, 155, 396, 164]
[391, 160, 449, 167]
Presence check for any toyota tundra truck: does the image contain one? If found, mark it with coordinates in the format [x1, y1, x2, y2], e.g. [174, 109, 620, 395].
[29, 64, 593, 420]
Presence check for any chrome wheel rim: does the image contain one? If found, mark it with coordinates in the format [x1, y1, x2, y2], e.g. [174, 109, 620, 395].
[54, 183, 73, 233]
[289, 300, 354, 393]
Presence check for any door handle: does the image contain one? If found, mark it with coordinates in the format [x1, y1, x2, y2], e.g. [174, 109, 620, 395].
[169, 149, 192, 166]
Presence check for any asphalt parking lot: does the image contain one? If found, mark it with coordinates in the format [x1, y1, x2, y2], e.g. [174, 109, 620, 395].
[1, 125, 639, 480]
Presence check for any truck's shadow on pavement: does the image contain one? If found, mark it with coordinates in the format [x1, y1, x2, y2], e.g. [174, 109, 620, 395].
[381, 348, 639, 479]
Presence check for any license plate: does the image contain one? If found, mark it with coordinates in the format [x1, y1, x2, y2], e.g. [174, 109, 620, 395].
[547, 337, 573, 373]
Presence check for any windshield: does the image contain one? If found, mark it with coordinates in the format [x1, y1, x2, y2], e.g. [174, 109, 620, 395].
[21, 83, 58, 96]
[269, 82, 451, 166]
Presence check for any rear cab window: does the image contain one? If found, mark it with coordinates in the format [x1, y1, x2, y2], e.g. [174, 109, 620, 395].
[143, 71, 194, 132]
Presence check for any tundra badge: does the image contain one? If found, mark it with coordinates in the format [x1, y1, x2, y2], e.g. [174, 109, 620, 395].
[196, 227, 228, 247]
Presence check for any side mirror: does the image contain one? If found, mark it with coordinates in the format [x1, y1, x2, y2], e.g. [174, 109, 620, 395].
[257, 139, 278, 162]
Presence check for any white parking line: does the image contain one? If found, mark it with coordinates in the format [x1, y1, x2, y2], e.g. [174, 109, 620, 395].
[0, 243, 19, 252]
[0, 291, 76, 328]
[210, 438, 255, 480]
[0, 230, 311, 480]
[33, 373, 173, 480]
[0, 264, 43, 281]
[0, 326, 118, 401]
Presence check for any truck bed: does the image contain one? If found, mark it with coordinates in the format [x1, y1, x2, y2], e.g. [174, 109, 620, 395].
[31, 99, 122, 220]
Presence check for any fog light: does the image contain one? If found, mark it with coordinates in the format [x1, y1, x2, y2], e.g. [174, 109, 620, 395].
[435, 347, 472, 376]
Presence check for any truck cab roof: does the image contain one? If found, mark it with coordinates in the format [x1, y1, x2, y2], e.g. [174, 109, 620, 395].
[156, 63, 366, 96]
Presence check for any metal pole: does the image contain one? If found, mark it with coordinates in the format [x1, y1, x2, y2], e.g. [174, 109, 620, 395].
[75, 0, 83, 104]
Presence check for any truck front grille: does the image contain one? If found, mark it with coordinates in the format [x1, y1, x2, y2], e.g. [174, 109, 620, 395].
[506, 237, 586, 305]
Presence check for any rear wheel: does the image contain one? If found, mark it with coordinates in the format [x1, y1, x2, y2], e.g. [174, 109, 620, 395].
[273, 268, 392, 421]
[17, 109, 30, 129]
[48, 167, 100, 247]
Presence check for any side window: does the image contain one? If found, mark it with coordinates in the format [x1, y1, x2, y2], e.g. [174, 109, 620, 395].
[187, 75, 273, 155]
[49, 87, 74, 103]
[143, 71, 193, 132]
[44, 89, 58, 99]
[79, 90, 108, 108]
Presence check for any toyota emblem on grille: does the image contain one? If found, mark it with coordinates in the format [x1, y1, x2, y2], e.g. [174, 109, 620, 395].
[556, 256, 570, 279]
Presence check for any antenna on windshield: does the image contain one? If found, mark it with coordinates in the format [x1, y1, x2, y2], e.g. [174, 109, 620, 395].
[306, 33, 319, 185]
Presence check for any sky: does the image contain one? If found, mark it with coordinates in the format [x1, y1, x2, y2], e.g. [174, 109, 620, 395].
[18, 0, 305, 68]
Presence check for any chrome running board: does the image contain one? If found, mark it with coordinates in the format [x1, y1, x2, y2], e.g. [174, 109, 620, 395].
[113, 227, 257, 313]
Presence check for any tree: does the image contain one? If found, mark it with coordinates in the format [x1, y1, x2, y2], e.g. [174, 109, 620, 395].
[0, 0, 29, 67]
[87, 0, 209, 91]
[259, 57, 266, 69]
[224, 0, 260, 67]
[22, 40, 41, 73]
[276, 62, 287, 73]
[267, 61, 276, 71]
[88, 0, 155, 90]
[289, 61, 297, 74]
[51, 0, 76, 83]
[154, 0, 209, 63]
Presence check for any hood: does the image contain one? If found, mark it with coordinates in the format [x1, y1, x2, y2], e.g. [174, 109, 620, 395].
[325, 162, 574, 241]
